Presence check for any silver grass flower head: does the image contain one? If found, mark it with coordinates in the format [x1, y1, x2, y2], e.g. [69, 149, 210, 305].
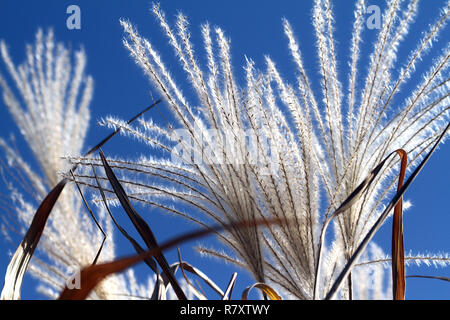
[0, 29, 159, 299]
[70, 0, 449, 299]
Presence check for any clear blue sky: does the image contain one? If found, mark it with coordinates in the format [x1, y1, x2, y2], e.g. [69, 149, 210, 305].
[0, 0, 448, 300]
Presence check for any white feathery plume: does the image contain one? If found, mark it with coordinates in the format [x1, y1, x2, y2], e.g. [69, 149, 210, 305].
[69, 1, 449, 299]
[0, 29, 161, 299]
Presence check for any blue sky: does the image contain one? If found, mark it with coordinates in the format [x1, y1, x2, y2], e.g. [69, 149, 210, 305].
[0, 0, 448, 300]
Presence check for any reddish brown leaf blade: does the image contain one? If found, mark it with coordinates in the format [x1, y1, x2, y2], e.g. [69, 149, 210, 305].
[58, 254, 144, 300]
[58, 217, 284, 300]
[98, 150, 187, 300]
[392, 150, 407, 300]
[1, 179, 67, 300]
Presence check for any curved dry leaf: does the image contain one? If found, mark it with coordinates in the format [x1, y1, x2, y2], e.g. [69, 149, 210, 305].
[1, 179, 67, 300]
[177, 261, 225, 299]
[152, 258, 234, 300]
[176, 249, 206, 300]
[242, 283, 282, 300]
[173, 250, 226, 300]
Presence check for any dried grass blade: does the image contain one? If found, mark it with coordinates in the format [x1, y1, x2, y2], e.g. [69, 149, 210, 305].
[81, 99, 162, 158]
[171, 248, 228, 299]
[91, 164, 158, 273]
[150, 272, 166, 300]
[325, 123, 450, 300]
[99, 150, 187, 300]
[58, 217, 283, 300]
[406, 275, 450, 282]
[176, 261, 225, 298]
[223, 273, 238, 300]
[392, 150, 407, 300]
[241, 283, 282, 300]
[0, 179, 67, 300]
[71, 169, 106, 265]
[332, 159, 388, 218]
[176, 248, 207, 300]
[150, 263, 182, 300]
